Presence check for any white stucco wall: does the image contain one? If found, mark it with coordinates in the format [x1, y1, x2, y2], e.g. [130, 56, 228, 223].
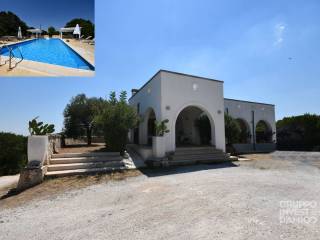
[159, 71, 226, 152]
[224, 99, 276, 143]
[129, 72, 162, 145]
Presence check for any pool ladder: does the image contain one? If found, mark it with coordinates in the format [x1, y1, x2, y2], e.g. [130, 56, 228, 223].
[0, 45, 24, 69]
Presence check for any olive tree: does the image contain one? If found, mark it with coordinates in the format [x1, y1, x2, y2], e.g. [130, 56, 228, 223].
[63, 94, 105, 145]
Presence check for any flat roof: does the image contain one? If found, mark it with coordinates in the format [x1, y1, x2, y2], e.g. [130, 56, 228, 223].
[129, 69, 223, 100]
[224, 98, 275, 106]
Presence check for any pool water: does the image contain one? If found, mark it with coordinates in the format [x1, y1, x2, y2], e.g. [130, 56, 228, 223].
[0, 39, 94, 71]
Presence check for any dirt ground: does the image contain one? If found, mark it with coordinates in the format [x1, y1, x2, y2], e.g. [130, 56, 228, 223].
[1, 151, 320, 240]
[0, 170, 141, 209]
[58, 143, 107, 153]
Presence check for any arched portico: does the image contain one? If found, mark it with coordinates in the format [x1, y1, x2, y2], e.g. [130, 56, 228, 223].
[255, 120, 273, 143]
[172, 104, 216, 149]
[236, 118, 251, 143]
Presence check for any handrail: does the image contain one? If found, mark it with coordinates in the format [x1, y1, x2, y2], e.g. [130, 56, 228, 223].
[11, 46, 24, 68]
[0, 45, 23, 69]
[0, 45, 13, 67]
[17, 46, 24, 60]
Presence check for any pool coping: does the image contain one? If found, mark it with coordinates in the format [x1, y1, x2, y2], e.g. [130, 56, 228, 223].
[0, 55, 94, 77]
[61, 39, 95, 67]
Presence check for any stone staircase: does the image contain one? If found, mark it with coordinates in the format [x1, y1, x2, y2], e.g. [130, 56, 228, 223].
[168, 146, 230, 166]
[45, 152, 126, 177]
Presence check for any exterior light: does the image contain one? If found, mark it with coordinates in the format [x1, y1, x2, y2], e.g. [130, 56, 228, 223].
[192, 83, 198, 91]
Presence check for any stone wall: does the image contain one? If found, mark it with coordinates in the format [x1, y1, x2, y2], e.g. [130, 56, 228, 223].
[232, 143, 276, 154]
[48, 134, 62, 164]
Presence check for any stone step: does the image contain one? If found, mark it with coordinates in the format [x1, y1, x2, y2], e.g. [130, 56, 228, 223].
[174, 148, 223, 155]
[171, 154, 228, 161]
[173, 150, 225, 157]
[175, 147, 222, 152]
[45, 166, 126, 178]
[47, 161, 124, 172]
[52, 152, 120, 159]
[50, 156, 122, 164]
[169, 157, 230, 166]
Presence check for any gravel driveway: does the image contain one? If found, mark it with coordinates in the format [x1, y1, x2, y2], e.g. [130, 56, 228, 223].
[1, 151, 320, 240]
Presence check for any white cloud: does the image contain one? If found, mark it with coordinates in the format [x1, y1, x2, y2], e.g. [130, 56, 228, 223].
[274, 23, 286, 46]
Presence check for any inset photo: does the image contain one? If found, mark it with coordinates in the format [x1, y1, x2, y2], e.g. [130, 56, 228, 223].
[0, 0, 95, 77]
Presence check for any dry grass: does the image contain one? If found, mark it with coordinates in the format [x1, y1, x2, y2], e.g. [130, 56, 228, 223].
[0, 170, 141, 209]
[58, 143, 107, 153]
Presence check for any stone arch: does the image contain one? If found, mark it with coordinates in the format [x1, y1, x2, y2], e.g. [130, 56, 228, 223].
[236, 118, 251, 143]
[173, 104, 216, 148]
[255, 120, 273, 143]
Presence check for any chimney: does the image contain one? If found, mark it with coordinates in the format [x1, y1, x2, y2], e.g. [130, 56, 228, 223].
[131, 89, 139, 96]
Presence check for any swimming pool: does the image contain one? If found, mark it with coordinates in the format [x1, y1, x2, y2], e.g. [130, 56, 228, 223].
[0, 39, 94, 71]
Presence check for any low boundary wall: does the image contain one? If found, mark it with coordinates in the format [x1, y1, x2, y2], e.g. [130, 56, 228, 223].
[232, 143, 276, 154]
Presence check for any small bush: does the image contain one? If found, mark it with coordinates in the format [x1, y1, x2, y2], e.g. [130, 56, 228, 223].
[225, 114, 241, 144]
[277, 114, 320, 151]
[96, 91, 139, 153]
[0, 132, 27, 176]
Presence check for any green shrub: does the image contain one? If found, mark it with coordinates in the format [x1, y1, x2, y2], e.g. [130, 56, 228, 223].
[48, 26, 56, 37]
[0, 11, 29, 37]
[65, 18, 95, 38]
[225, 114, 241, 144]
[277, 114, 320, 150]
[154, 119, 170, 136]
[0, 132, 27, 176]
[96, 91, 139, 153]
[28, 117, 55, 135]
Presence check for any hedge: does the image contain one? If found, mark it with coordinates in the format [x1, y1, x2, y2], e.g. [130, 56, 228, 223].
[0, 132, 27, 176]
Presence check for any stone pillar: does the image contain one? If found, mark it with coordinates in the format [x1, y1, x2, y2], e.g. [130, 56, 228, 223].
[16, 135, 50, 191]
[17, 166, 46, 191]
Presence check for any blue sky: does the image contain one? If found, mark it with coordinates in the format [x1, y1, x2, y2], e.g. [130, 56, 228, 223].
[1, 0, 320, 135]
[0, 0, 94, 29]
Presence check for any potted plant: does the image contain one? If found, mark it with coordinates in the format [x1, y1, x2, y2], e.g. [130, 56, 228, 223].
[152, 119, 170, 158]
[28, 117, 55, 166]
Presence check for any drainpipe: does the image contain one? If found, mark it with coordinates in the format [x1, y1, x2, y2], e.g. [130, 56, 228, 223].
[252, 110, 256, 151]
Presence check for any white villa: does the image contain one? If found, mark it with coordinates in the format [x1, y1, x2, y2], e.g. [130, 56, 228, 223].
[129, 70, 276, 160]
